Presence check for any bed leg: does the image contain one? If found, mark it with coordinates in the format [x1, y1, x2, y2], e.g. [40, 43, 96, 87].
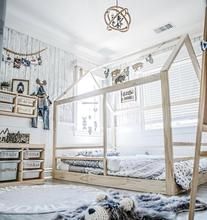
[161, 70, 175, 195]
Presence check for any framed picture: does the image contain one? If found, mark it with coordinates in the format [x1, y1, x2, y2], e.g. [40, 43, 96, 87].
[121, 87, 137, 103]
[7, 132, 30, 144]
[12, 79, 29, 95]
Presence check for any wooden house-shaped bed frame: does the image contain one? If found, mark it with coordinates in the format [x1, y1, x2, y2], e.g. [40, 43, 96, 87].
[52, 34, 207, 195]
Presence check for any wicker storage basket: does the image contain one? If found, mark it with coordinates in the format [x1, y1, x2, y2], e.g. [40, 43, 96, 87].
[17, 106, 34, 115]
[0, 103, 14, 112]
[23, 169, 41, 179]
[0, 160, 19, 181]
[17, 97, 35, 106]
[23, 160, 43, 169]
[0, 93, 15, 103]
[24, 150, 42, 159]
[0, 149, 21, 159]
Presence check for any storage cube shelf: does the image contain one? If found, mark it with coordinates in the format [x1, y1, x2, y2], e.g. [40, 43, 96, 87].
[23, 160, 43, 169]
[0, 143, 45, 186]
[17, 105, 35, 115]
[0, 149, 21, 159]
[24, 150, 42, 159]
[0, 160, 20, 181]
[0, 90, 37, 118]
[23, 169, 42, 180]
[17, 97, 35, 106]
[0, 92, 15, 103]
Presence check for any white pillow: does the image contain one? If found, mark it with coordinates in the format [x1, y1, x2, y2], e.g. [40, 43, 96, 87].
[107, 158, 121, 172]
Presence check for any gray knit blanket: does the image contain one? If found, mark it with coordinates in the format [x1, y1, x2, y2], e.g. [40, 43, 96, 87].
[54, 191, 207, 220]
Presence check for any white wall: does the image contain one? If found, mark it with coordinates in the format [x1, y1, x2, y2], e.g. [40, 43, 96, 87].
[0, 27, 94, 172]
[0, 116, 52, 167]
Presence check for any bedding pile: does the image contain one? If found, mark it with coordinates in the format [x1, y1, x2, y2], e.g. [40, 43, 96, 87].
[107, 156, 207, 190]
[58, 152, 207, 190]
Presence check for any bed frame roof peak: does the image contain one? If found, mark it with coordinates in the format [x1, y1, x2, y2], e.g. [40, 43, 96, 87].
[55, 34, 200, 104]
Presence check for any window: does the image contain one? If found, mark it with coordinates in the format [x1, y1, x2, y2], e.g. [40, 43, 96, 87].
[143, 58, 200, 130]
[75, 75, 101, 136]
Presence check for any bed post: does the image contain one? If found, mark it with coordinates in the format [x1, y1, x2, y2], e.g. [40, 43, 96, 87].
[160, 70, 175, 195]
[160, 35, 187, 195]
[52, 101, 58, 176]
[103, 94, 107, 175]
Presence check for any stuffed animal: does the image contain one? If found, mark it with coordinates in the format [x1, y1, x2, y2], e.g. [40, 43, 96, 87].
[36, 78, 47, 95]
[201, 40, 207, 51]
[114, 66, 129, 84]
[31, 78, 52, 130]
[132, 62, 143, 72]
[84, 193, 135, 220]
[54, 192, 135, 220]
[34, 78, 52, 104]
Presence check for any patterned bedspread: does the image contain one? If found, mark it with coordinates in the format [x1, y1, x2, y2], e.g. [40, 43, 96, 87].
[59, 155, 207, 190]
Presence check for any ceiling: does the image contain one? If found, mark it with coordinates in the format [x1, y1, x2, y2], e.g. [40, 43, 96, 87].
[5, 0, 205, 65]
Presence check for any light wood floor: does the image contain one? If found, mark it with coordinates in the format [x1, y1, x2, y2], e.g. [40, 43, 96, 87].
[51, 180, 207, 219]
[177, 184, 207, 220]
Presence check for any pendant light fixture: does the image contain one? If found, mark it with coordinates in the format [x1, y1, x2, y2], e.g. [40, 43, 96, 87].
[104, 0, 131, 32]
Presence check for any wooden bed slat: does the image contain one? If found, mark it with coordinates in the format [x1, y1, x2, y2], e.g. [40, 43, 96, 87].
[54, 170, 169, 194]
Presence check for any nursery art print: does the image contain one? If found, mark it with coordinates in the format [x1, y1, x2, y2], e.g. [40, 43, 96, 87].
[121, 87, 137, 103]
[12, 79, 29, 95]
[0, 128, 30, 143]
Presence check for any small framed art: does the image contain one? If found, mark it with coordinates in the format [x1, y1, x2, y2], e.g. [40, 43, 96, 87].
[12, 79, 29, 95]
[121, 87, 137, 103]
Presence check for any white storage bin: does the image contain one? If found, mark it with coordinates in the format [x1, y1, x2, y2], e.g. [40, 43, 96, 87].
[0, 103, 14, 112]
[17, 97, 35, 106]
[0, 160, 19, 181]
[0, 149, 21, 159]
[23, 169, 41, 179]
[0, 92, 15, 103]
[23, 160, 43, 169]
[17, 106, 34, 115]
[24, 150, 42, 159]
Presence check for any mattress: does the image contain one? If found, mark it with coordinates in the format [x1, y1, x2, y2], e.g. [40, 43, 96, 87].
[59, 155, 207, 190]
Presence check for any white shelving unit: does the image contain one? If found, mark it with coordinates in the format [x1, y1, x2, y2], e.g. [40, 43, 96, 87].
[0, 143, 45, 187]
[0, 90, 38, 118]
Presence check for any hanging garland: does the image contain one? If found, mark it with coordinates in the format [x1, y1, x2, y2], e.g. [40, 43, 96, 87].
[2, 47, 47, 69]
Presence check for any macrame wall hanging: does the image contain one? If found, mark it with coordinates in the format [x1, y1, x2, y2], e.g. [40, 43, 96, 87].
[2, 47, 47, 69]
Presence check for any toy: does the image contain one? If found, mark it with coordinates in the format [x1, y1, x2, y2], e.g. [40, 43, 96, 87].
[84, 193, 135, 220]
[145, 54, 154, 64]
[132, 62, 143, 72]
[201, 40, 207, 51]
[13, 57, 21, 69]
[55, 190, 207, 220]
[104, 68, 110, 78]
[114, 66, 129, 84]
[31, 78, 52, 130]
[21, 58, 31, 67]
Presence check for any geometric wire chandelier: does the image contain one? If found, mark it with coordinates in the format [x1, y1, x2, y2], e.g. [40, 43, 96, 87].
[104, 0, 131, 32]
